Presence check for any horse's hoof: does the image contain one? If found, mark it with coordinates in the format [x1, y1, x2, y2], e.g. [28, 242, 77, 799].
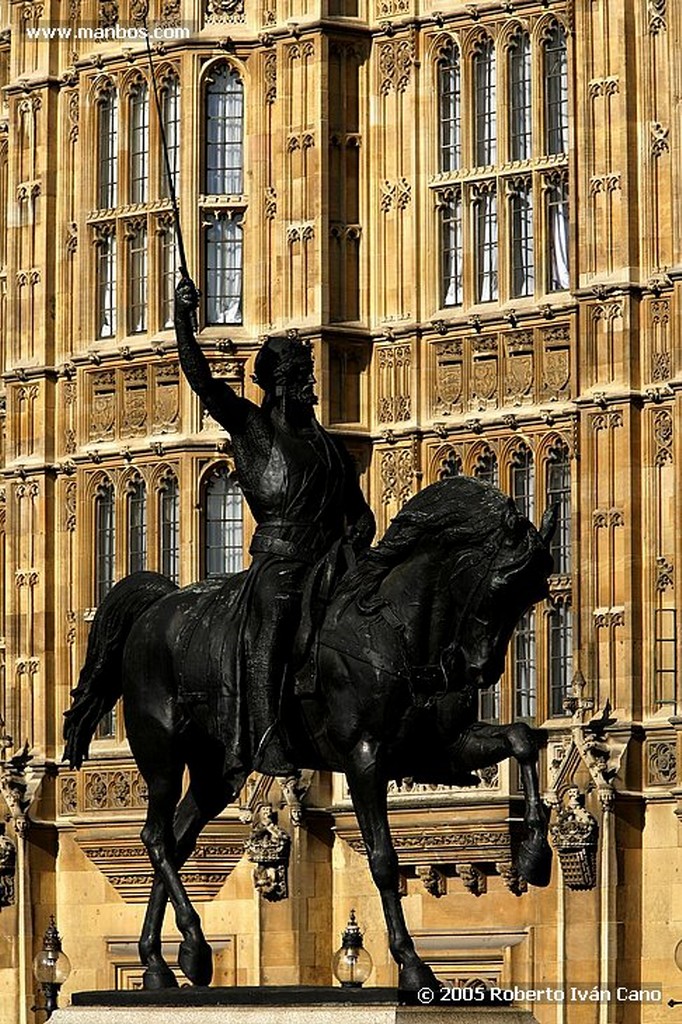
[399, 962, 439, 993]
[178, 938, 213, 987]
[517, 835, 552, 887]
[142, 963, 179, 990]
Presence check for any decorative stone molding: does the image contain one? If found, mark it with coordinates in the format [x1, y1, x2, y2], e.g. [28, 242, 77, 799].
[648, 0, 666, 34]
[655, 556, 674, 592]
[76, 831, 246, 902]
[378, 38, 415, 94]
[647, 740, 676, 786]
[205, 0, 245, 19]
[380, 448, 413, 506]
[650, 122, 670, 157]
[653, 409, 673, 466]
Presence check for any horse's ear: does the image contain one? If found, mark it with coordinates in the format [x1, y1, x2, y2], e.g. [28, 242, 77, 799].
[539, 504, 558, 545]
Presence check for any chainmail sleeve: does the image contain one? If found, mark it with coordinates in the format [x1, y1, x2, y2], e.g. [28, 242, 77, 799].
[175, 309, 254, 434]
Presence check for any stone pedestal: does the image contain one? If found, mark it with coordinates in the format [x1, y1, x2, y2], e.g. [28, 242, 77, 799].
[50, 989, 539, 1024]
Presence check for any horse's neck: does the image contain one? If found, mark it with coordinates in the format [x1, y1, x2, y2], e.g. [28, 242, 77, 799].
[379, 549, 457, 666]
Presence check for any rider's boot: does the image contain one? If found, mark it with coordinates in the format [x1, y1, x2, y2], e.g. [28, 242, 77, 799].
[253, 722, 295, 775]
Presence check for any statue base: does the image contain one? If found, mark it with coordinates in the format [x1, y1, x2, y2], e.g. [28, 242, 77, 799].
[51, 988, 539, 1024]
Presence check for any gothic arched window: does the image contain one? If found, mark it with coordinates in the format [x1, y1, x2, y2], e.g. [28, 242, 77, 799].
[203, 467, 244, 577]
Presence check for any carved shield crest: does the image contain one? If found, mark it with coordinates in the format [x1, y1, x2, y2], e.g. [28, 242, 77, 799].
[472, 358, 498, 401]
[122, 389, 147, 436]
[90, 393, 115, 440]
[154, 384, 179, 433]
[544, 349, 570, 397]
[436, 362, 462, 411]
[507, 354, 534, 399]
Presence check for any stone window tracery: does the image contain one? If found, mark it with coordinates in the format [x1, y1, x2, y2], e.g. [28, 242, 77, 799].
[509, 31, 532, 162]
[202, 62, 246, 326]
[438, 41, 461, 172]
[129, 79, 149, 205]
[89, 65, 182, 340]
[543, 23, 569, 156]
[431, 18, 570, 310]
[127, 476, 147, 574]
[159, 473, 180, 583]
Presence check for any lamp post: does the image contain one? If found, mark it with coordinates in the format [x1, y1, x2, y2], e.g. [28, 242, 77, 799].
[332, 909, 373, 988]
[32, 917, 71, 1019]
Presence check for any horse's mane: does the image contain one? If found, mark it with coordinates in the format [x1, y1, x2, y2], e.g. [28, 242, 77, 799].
[337, 476, 525, 609]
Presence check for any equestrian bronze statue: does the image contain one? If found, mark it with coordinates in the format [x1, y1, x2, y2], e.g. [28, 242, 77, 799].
[64, 462, 556, 992]
[173, 277, 376, 774]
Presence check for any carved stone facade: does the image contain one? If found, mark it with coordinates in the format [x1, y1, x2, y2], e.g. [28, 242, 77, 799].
[0, 0, 681, 1019]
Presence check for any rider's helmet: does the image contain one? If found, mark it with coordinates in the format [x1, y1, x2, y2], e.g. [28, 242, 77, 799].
[253, 332, 316, 405]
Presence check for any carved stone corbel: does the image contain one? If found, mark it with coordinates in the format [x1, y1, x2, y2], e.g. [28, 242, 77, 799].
[416, 864, 446, 897]
[458, 862, 486, 896]
[496, 861, 527, 896]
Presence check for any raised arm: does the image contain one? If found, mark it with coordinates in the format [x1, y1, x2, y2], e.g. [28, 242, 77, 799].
[174, 278, 254, 434]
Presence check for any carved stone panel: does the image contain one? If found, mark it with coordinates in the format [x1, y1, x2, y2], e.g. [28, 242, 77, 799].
[376, 344, 412, 423]
[433, 340, 463, 416]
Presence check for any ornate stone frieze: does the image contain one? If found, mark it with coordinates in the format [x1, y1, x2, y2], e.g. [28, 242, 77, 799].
[380, 178, 411, 213]
[653, 408, 673, 465]
[379, 38, 415, 95]
[648, 0, 666, 34]
[593, 607, 624, 629]
[651, 351, 671, 382]
[345, 825, 515, 865]
[380, 448, 413, 506]
[647, 740, 676, 786]
[377, 344, 411, 423]
[656, 556, 674, 592]
[205, 0, 245, 23]
[650, 122, 670, 157]
[63, 481, 77, 532]
[76, 831, 246, 902]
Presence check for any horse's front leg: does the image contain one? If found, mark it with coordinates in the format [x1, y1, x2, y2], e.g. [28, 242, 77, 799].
[454, 721, 551, 887]
[345, 739, 438, 992]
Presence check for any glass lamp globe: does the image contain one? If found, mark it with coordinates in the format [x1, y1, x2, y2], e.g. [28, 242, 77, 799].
[33, 917, 71, 985]
[332, 909, 373, 988]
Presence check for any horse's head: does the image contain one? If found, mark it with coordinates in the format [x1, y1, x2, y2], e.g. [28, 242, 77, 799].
[372, 477, 555, 693]
[446, 495, 555, 691]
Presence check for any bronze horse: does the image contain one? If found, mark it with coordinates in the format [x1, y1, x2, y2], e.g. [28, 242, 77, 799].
[64, 476, 555, 993]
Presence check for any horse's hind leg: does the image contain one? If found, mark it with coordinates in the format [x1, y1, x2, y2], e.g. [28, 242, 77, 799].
[140, 770, 236, 989]
[345, 739, 438, 992]
[139, 764, 213, 986]
[454, 721, 551, 886]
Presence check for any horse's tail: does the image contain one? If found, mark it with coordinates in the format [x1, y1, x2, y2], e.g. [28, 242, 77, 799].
[63, 572, 178, 769]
